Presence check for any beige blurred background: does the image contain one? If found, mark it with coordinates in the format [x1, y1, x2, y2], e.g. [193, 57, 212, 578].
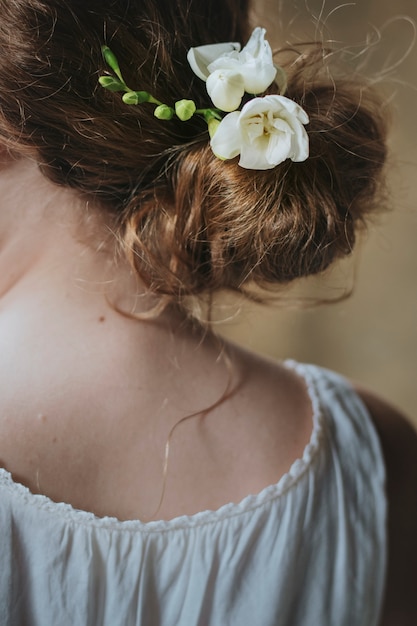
[217, 0, 417, 424]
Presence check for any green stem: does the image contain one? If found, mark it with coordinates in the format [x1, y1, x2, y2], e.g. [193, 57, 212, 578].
[148, 95, 164, 106]
[195, 108, 222, 120]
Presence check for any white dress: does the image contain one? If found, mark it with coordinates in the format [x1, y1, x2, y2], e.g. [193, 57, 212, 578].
[0, 362, 387, 625]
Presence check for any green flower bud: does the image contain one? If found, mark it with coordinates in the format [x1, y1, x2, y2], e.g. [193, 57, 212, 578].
[207, 117, 220, 138]
[98, 76, 125, 92]
[101, 46, 124, 83]
[175, 99, 196, 121]
[122, 91, 150, 105]
[154, 104, 174, 120]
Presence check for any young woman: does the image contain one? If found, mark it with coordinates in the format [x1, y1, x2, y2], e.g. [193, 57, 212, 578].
[0, 0, 415, 624]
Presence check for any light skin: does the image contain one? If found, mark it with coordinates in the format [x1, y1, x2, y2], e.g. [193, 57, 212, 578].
[0, 155, 415, 623]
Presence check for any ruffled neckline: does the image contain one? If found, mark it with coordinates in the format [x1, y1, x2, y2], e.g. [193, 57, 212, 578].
[0, 360, 326, 533]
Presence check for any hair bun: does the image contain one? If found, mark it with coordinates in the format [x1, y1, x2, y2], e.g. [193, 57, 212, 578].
[121, 55, 387, 299]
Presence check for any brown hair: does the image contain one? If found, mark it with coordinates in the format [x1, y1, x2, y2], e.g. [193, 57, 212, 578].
[0, 0, 387, 303]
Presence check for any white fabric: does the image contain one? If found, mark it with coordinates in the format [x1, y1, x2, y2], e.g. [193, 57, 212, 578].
[0, 362, 387, 626]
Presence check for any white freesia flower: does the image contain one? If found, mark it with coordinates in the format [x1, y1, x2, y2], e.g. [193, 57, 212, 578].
[208, 27, 276, 95]
[187, 27, 277, 111]
[187, 41, 241, 81]
[210, 95, 309, 170]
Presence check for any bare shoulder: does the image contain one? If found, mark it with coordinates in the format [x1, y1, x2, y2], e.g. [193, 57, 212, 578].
[356, 387, 417, 626]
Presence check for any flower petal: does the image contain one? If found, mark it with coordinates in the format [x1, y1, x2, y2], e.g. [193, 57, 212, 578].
[290, 123, 309, 161]
[265, 129, 292, 167]
[240, 27, 268, 58]
[264, 95, 310, 125]
[187, 42, 241, 81]
[239, 27, 277, 94]
[206, 69, 245, 112]
[239, 141, 272, 169]
[210, 112, 241, 160]
[241, 62, 277, 95]
[207, 54, 241, 74]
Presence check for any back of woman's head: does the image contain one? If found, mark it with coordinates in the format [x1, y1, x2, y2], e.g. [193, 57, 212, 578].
[0, 0, 388, 302]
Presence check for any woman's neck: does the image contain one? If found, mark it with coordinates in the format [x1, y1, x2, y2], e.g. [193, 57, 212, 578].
[0, 156, 230, 421]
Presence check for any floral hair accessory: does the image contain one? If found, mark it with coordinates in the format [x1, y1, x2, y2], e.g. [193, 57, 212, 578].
[187, 27, 282, 111]
[98, 28, 309, 170]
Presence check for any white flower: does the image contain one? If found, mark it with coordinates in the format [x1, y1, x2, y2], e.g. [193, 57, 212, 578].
[210, 95, 309, 170]
[187, 41, 241, 80]
[187, 27, 277, 112]
[208, 27, 276, 94]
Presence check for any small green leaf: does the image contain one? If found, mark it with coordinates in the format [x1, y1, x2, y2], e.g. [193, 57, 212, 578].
[175, 99, 196, 121]
[98, 76, 126, 92]
[122, 91, 150, 105]
[154, 104, 174, 120]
